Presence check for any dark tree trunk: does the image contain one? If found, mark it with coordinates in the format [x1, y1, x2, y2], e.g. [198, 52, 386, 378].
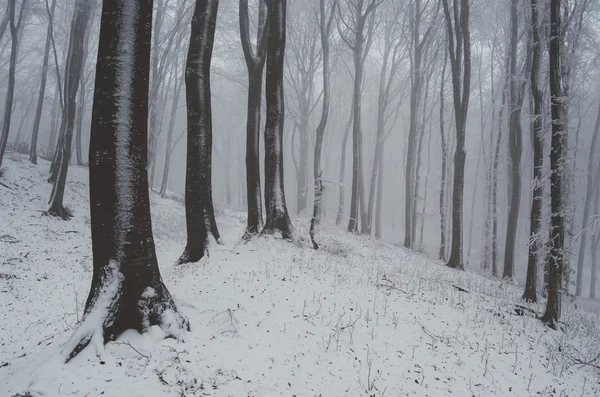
[240, 0, 268, 238]
[442, 0, 471, 270]
[336, 113, 352, 226]
[74, 78, 86, 166]
[30, 0, 56, 165]
[347, 26, 365, 234]
[541, 0, 566, 327]
[47, 0, 94, 220]
[439, 48, 448, 260]
[65, 0, 188, 362]
[0, 0, 21, 170]
[503, 0, 530, 280]
[261, 0, 294, 238]
[46, 89, 59, 157]
[524, 0, 544, 303]
[179, 0, 221, 264]
[309, 0, 336, 249]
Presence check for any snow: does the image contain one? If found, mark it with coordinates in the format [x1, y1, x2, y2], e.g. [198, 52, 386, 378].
[1, 152, 599, 396]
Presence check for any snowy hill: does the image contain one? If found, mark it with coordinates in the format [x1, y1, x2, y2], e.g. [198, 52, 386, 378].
[0, 152, 599, 396]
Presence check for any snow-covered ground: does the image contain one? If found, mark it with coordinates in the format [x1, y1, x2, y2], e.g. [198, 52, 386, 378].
[1, 152, 599, 397]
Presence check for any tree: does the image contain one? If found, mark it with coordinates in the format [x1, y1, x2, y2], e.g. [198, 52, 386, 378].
[261, 0, 294, 238]
[240, 0, 269, 237]
[310, 0, 338, 249]
[404, 0, 439, 249]
[439, 46, 448, 260]
[503, 0, 530, 280]
[178, 0, 221, 264]
[65, 0, 188, 361]
[338, 0, 383, 234]
[441, 0, 471, 270]
[47, 0, 95, 220]
[29, 0, 57, 165]
[541, 0, 566, 327]
[0, 0, 27, 171]
[524, 0, 544, 303]
[365, 1, 406, 237]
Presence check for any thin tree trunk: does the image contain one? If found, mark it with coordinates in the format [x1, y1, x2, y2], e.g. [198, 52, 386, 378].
[0, 0, 23, 170]
[47, 0, 94, 219]
[310, 0, 336, 249]
[30, 0, 56, 165]
[439, 48, 448, 260]
[336, 112, 352, 225]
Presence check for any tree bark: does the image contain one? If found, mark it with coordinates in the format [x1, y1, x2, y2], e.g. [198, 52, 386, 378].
[29, 0, 56, 165]
[240, 0, 268, 237]
[336, 113, 352, 225]
[261, 0, 294, 238]
[310, 0, 336, 249]
[442, 0, 471, 270]
[66, 0, 188, 362]
[542, 0, 566, 327]
[179, 0, 221, 264]
[47, 0, 94, 219]
[0, 0, 24, 170]
[524, 0, 544, 302]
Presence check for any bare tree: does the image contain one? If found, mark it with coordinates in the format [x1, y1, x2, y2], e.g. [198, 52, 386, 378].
[179, 0, 221, 264]
[0, 0, 27, 171]
[524, 0, 544, 303]
[65, 0, 188, 362]
[310, 0, 338, 249]
[240, 0, 268, 237]
[338, 0, 383, 234]
[441, 0, 471, 270]
[46, 0, 95, 219]
[503, 0, 531, 280]
[404, 0, 439, 249]
[261, 0, 295, 238]
[542, 0, 566, 327]
[29, 0, 57, 165]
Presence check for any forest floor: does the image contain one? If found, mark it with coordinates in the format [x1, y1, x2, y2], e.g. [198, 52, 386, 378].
[0, 152, 599, 397]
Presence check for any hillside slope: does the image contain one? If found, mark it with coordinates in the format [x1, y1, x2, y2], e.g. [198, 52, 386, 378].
[0, 152, 599, 397]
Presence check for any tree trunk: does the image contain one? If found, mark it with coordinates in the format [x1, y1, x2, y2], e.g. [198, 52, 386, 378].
[309, 0, 335, 249]
[47, 0, 94, 219]
[0, 0, 20, 170]
[347, 22, 365, 234]
[442, 0, 471, 271]
[240, 0, 268, 237]
[524, 0, 544, 302]
[159, 68, 184, 197]
[179, 0, 221, 264]
[439, 48, 448, 260]
[65, 0, 188, 362]
[541, 0, 566, 327]
[336, 113, 352, 226]
[29, 0, 56, 165]
[261, 0, 294, 238]
[503, 0, 528, 280]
